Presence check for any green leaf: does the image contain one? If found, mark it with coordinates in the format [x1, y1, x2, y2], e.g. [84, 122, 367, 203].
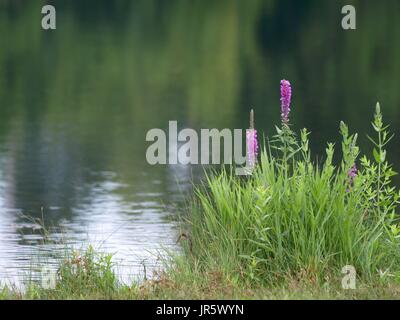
[275, 126, 282, 135]
[366, 134, 379, 147]
[373, 148, 381, 163]
[381, 150, 387, 163]
[372, 123, 380, 132]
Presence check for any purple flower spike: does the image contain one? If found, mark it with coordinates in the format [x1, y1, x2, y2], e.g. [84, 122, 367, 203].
[348, 164, 358, 182]
[246, 129, 258, 167]
[347, 164, 358, 192]
[280, 79, 292, 124]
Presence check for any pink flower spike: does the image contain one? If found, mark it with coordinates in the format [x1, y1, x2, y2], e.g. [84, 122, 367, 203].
[280, 79, 292, 124]
[246, 128, 258, 167]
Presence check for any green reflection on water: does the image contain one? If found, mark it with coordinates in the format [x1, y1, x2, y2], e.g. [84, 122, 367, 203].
[0, 0, 399, 281]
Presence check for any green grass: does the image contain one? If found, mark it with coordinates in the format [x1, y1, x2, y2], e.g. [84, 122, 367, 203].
[2, 250, 400, 300]
[2, 103, 400, 300]
[1, 247, 400, 300]
[181, 103, 400, 288]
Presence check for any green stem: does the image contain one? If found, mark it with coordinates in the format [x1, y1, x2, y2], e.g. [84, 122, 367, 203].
[377, 130, 382, 216]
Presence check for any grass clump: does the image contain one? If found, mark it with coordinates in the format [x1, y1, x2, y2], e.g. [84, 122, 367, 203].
[4, 247, 400, 299]
[20, 246, 119, 299]
[184, 103, 400, 287]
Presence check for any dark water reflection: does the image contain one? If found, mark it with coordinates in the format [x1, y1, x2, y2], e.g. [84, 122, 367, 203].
[0, 0, 400, 285]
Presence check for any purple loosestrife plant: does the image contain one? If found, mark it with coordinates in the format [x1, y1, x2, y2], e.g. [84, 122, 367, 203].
[246, 129, 258, 167]
[275, 80, 297, 167]
[280, 79, 292, 124]
[348, 164, 358, 182]
[346, 163, 358, 192]
[247, 109, 258, 167]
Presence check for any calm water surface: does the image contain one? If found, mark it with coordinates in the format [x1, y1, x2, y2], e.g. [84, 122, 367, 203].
[1, 1, 400, 285]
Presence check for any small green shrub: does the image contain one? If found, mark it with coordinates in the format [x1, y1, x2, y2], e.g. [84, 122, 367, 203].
[57, 246, 117, 296]
[26, 245, 119, 299]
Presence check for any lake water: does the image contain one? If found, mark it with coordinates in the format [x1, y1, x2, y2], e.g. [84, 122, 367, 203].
[1, 1, 400, 286]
